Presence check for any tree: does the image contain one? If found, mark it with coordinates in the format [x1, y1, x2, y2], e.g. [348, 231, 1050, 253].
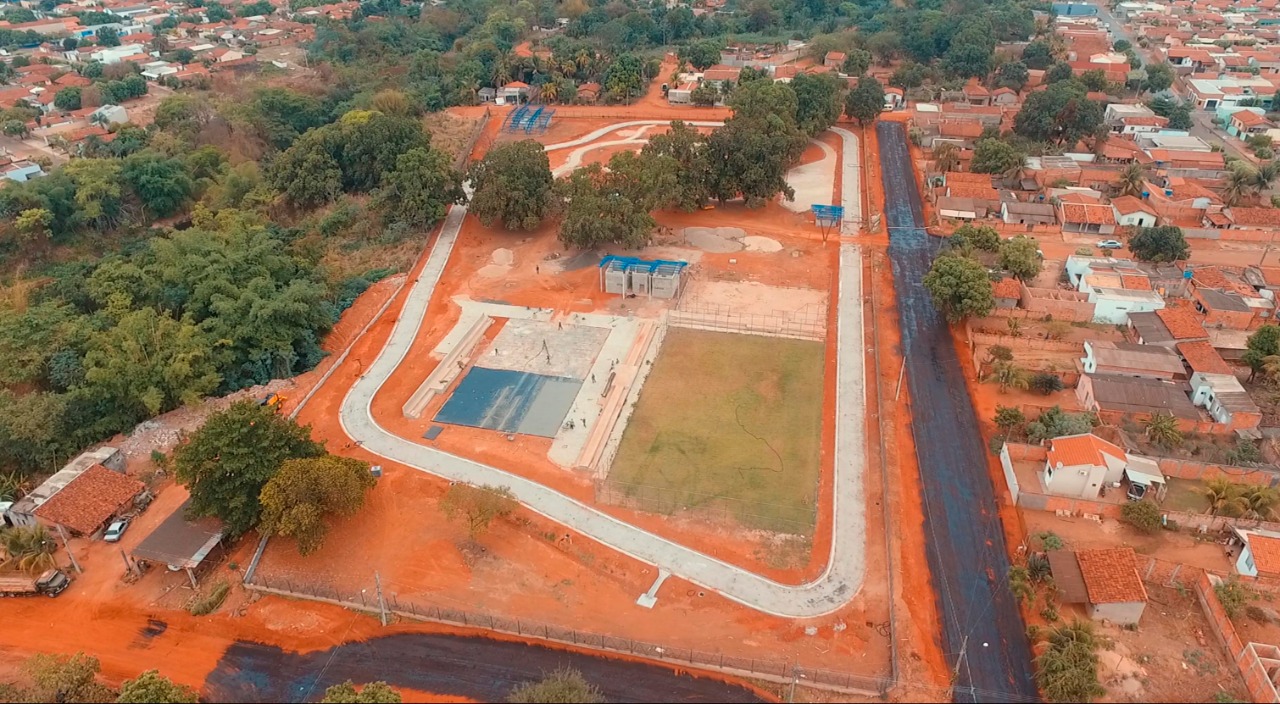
[971, 139, 1025, 176]
[376, 147, 463, 228]
[1030, 372, 1065, 396]
[259, 455, 376, 555]
[122, 151, 194, 218]
[689, 83, 719, 107]
[0, 524, 57, 573]
[642, 121, 710, 211]
[844, 75, 884, 126]
[842, 49, 872, 76]
[205, 3, 232, 22]
[1242, 486, 1280, 520]
[706, 85, 805, 207]
[1204, 478, 1245, 516]
[890, 62, 927, 90]
[923, 253, 995, 323]
[934, 143, 960, 173]
[1144, 63, 1174, 93]
[999, 236, 1042, 281]
[991, 361, 1029, 393]
[951, 223, 1001, 252]
[1014, 81, 1104, 145]
[96, 26, 121, 47]
[13, 207, 53, 244]
[677, 40, 721, 71]
[24, 653, 114, 704]
[1116, 163, 1147, 197]
[790, 73, 844, 136]
[174, 400, 324, 536]
[441, 483, 517, 538]
[468, 141, 555, 230]
[1045, 62, 1074, 84]
[997, 60, 1030, 92]
[1021, 39, 1055, 70]
[508, 668, 605, 704]
[1120, 500, 1161, 534]
[943, 42, 993, 79]
[1254, 161, 1280, 195]
[1034, 621, 1104, 703]
[1228, 438, 1264, 466]
[62, 36, 78, 51]
[1144, 412, 1183, 448]
[81, 308, 221, 426]
[1113, 39, 1132, 53]
[1168, 101, 1193, 130]
[557, 164, 655, 249]
[866, 30, 902, 66]
[1128, 225, 1189, 263]
[603, 53, 644, 102]
[321, 681, 403, 703]
[1026, 406, 1096, 442]
[1245, 326, 1280, 381]
[54, 87, 82, 111]
[994, 405, 1025, 439]
[270, 137, 342, 209]
[117, 671, 199, 704]
[1078, 69, 1110, 93]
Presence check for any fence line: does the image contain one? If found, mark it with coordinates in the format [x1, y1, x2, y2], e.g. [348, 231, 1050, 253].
[242, 572, 891, 697]
[668, 304, 826, 341]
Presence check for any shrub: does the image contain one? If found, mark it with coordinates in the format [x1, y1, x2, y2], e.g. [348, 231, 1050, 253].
[1121, 500, 1162, 534]
[508, 668, 604, 704]
[1038, 532, 1065, 550]
[1216, 580, 1254, 619]
[1030, 372, 1065, 395]
[1041, 605, 1060, 622]
[1035, 621, 1103, 702]
[189, 581, 230, 616]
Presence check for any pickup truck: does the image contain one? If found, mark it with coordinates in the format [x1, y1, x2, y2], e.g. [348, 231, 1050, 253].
[0, 569, 70, 597]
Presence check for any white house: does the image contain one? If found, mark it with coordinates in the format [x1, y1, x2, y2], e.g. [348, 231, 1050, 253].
[140, 61, 178, 80]
[90, 104, 129, 126]
[1086, 287, 1165, 325]
[1041, 433, 1165, 500]
[1111, 195, 1158, 228]
[1189, 371, 1261, 429]
[89, 43, 146, 65]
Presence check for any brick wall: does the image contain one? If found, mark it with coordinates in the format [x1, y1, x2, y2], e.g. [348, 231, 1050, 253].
[1194, 572, 1280, 703]
[1156, 458, 1280, 487]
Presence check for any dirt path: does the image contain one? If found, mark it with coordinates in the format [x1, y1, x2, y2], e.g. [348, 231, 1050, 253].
[876, 121, 1037, 701]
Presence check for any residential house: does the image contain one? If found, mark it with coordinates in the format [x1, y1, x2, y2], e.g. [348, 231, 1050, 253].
[1111, 195, 1158, 227]
[1227, 109, 1274, 138]
[962, 81, 991, 106]
[993, 278, 1022, 309]
[497, 81, 530, 104]
[1232, 528, 1280, 578]
[1001, 200, 1058, 226]
[1177, 340, 1234, 377]
[1209, 328, 1252, 363]
[1105, 102, 1157, 128]
[1057, 194, 1118, 235]
[1087, 287, 1165, 324]
[1189, 371, 1262, 431]
[88, 43, 146, 65]
[1219, 207, 1280, 230]
[992, 87, 1019, 106]
[1075, 373, 1201, 420]
[577, 82, 600, 103]
[1080, 340, 1186, 380]
[4, 447, 142, 537]
[935, 196, 987, 220]
[1, 157, 44, 183]
[1039, 432, 1166, 501]
[1186, 74, 1276, 110]
[1049, 548, 1148, 626]
[1118, 115, 1170, 136]
[89, 104, 128, 126]
[823, 51, 845, 70]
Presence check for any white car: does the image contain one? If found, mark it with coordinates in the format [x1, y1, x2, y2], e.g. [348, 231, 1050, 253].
[103, 519, 129, 543]
[1097, 239, 1124, 249]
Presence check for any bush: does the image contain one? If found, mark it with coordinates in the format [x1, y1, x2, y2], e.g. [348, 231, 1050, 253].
[189, 581, 230, 616]
[1216, 580, 1254, 618]
[1041, 605, 1060, 622]
[508, 668, 604, 703]
[1030, 372, 1065, 395]
[1038, 532, 1065, 550]
[1121, 500, 1162, 534]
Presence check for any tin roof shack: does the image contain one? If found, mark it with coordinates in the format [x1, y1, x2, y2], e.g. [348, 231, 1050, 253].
[132, 498, 224, 588]
[1001, 200, 1058, 226]
[1190, 372, 1262, 433]
[1049, 548, 1148, 626]
[1080, 340, 1186, 380]
[1076, 373, 1201, 422]
[8, 448, 144, 537]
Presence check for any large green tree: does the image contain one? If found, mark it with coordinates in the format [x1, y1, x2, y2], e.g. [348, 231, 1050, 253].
[844, 75, 885, 125]
[556, 164, 654, 249]
[790, 72, 845, 137]
[375, 147, 463, 228]
[705, 81, 806, 207]
[641, 121, 711, 211]
[1144, 63, 1174, 93]
[174, 400, 324, 535]
[922, 253, 995, 322]
[1013, 80, 1104, 145]
[467, 140, 555, 230]
[842, 49, 872, 76]
[1245, 325, 1280, 380]
[970, 139, 1025, 176]
[999, 236, 1041, 281]
[603, 53, 645, 102]
[1127, 225, 1189, 263]
[122, 151, 194, 218]
[259, 455, 376, 555]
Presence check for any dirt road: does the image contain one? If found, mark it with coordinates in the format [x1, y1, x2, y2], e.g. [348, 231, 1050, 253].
[205, 633, 766, 703]
[875, 121, 1037, 702]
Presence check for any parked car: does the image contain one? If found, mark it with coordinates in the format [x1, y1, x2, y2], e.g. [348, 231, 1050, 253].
[103, 519, 129, 543]
[1097, 239, 1124, 249]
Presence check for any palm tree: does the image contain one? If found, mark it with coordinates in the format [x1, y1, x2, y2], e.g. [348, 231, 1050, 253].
[934, 142, 960, 173]
[1253, 161, 1280, 195]
[992, 361, 1029, 393]
[539, 79, 560, 104]
[1241, 486, 1280, 521]
[1204, 478, 1244, 516]
[0, 525, 58, 573]
[1116, 163, 1147, 197]
[1223, 165, 1256, 206]
[1144, 412, 1183, 448]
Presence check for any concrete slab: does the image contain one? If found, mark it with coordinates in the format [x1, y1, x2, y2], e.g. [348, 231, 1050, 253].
[636, 569, 671, 609]
[783, 138, 837, 214]
[477, 319, 609, 381]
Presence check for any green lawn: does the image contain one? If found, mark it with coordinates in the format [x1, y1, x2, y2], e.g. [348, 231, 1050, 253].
[1162, 477, 1209, 514]
[608, 329, 825, 534]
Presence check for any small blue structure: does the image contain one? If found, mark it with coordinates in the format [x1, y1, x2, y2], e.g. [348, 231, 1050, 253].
[598, 255, 688, 299]
[812, 204, 845, 240]
[501, 106, 530, 132]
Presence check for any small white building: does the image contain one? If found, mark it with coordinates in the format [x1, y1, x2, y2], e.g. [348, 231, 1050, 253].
[140, 61, 178, 80]
[1049, 548, 1148, 626]
[1111, 196, 1158, 228]
[1087, 287, 1165, 325]
[89, 43, 146, 65]
[1040, 432, 1165, 500]
[1233, 528, 1280, 578]
[90, 104, 129, 126]
[1189, 371, 1260, 428]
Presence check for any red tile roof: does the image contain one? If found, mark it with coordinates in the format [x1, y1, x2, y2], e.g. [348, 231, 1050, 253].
[1076, 548, 1148, 604]
[993, 277, 1023, 299]
[1062, 203, 1117, 225]
[1121, 275, 1152, 290]
[1111, 195, 1156, 216]
[1177, 340, 1233, 375]
[1249, 534, 1280, 576]
[1229, 207, 1280, 227]
[1047, 433, 1127, 469]
[1232, 110, 1272, 127]
[1156, 307, 1207, 339]
[33, 465, 144, 535]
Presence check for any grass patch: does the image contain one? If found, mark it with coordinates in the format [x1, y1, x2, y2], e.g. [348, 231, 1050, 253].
[188, 581, 230, 616]
[609, 329, 824, 533]
[1162, 477, 1207, 514]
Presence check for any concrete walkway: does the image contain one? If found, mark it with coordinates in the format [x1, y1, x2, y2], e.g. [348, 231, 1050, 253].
[338, 127, 867, 618]
[783, 138, 838, 214]
[830, 127, 862, 234]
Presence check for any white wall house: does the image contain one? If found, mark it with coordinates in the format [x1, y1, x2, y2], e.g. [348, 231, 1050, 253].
[1087, 288, 1166, 325]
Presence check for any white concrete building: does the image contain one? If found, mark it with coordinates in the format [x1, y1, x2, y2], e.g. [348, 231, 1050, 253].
[1087, 287, 1166, 325]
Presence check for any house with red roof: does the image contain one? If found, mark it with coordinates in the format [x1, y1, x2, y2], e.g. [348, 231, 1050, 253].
[1039, 433, 1164, 503]
[1227, 108, 1273, 137]
[1049, 548, 1148, 626]
[1057, 193, 1118, 235]
[1110, 195, 1158, 227]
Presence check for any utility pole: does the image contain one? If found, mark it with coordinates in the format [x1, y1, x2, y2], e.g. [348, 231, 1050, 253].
[374, 571, 388, 626]
[56, 524, 81, 574]
[119, 548, 136, 578]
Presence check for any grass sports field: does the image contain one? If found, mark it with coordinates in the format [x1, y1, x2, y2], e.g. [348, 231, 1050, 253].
[609, 329, 824, 533]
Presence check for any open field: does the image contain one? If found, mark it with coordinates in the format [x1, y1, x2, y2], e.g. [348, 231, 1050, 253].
[607, 329, 825, 534]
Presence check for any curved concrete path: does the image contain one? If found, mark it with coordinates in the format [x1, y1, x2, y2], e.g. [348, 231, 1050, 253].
[338, 122, 866, 618]
[783, 138, 838, 214]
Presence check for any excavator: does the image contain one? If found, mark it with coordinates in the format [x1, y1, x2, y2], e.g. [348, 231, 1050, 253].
[258, 393, 286, 412]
